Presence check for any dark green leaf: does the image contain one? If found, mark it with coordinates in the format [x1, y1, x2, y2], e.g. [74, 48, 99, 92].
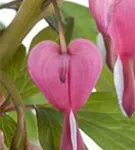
[64, 17, 74, 44]
[4, 45, 39, 99]
[4, 45, 26, 80]
[46, 15, 58, 32]
[36, 107, 62, 150]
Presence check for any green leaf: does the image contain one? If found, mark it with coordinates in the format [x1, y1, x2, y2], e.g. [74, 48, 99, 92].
[0, 23, 5, 32]
[4, 45, 26, 80]
[4, 45, 39, 99]
[61, 2, 98, 42]
[0, 114, 16, 148]
[24, 93, 46, 105]
[36, 107, 63, 150]
[64, 17, 74, 44]
[46, 14, 74, 44]
[46, 15, 58, 32]
[83, 92, 118, 113]
[30, 26, 58, 50]
[96, 66, 115, 92]
[36, 92, 135, 150]
[78, 92, 135, 150]
[25, 110, 38, 140]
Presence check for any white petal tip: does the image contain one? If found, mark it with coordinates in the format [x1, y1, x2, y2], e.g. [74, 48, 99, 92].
[97, 33, 106, 61]
[114, 56, 127, 116]
[69, 110, 77, 150]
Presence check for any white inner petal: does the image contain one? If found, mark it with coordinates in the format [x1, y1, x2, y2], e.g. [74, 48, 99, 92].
[97, 33, 107, 62]
[69, 110, 77, 150]
[114, 56, 127, 116]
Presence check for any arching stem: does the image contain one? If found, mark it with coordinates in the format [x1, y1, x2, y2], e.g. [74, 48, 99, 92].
[52, 0, 67, 53]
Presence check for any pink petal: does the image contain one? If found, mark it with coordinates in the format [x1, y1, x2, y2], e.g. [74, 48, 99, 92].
[89, 0, 117, 71]
[114, 56, 135, 117]
[28, 39, 102, 112]
[28, 41, 70, 111]
[89, 0, 114, 35]
[108, 0, 135, 56]
[28, 39, 102, 149]
[108, 0, 135, 117]
[102, 34, 116, 71]
[68, 39, 102, 111]
[60, 111, 84, 150]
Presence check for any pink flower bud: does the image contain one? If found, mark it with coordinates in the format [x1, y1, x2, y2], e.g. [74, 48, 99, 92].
[28, 39, 102, 149]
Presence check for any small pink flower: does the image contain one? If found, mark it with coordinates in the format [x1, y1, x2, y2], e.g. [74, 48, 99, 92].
[28, 39, 102, 150]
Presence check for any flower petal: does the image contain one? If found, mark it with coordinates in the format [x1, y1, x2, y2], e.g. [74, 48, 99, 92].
[114, 56, 135, 117]
[89, 0, 114, 35]
[108, 0, 135, 56]
[28, 39, 102, 112]
[69, 110, 77, 150]
[60, 112, 84, 150]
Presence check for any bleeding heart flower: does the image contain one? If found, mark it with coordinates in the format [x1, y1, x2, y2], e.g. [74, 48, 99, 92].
[108, 0, 135, 117]
[89, 0, 113, 35]
[89, 0, 116, 70]
[28, 39, 102, 150]
[89, 0, 135, 117]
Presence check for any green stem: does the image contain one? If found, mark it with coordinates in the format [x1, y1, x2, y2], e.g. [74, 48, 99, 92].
[0, 0, 44, 68]
[0, 71, 25, 150]
[0, 0, 64, 68]
[52, 0, 67, 53]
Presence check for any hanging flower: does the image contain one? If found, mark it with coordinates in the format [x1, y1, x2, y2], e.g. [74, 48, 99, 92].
[108, 0, 135, 117]
[89, 0, 135, 117]
[28, 39, 102, 150]
[89, 0, 116, 70]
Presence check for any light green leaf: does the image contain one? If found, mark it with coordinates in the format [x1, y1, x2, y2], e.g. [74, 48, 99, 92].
[61, 2, 98, 42]
[35, 92, 135, 150]
[79, 92, 135, 150]
[96, 66, 115, 92]
[30, 26, 58, 50]
[24, 93, 46, 105]
[25, 110, 38, 140]
[0, 114, 16, 148]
